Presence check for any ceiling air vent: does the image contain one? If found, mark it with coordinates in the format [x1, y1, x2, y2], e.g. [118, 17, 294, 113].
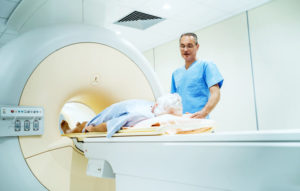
[114, 11, 165, 30]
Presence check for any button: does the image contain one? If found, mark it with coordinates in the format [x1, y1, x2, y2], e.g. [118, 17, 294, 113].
[33, 120, 39, 131]
[24, 120, 30, 131]
[15, 120, 21, 131]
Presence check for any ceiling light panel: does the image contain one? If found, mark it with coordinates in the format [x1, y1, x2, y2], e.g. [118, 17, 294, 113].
[162, 3, 171, 10]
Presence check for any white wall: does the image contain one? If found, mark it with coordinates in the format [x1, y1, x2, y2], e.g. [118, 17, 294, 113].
[249, 0, 300, 130]
[144, 0, 300, 132]
[143, 49, 155, 69]
[195, 13, 257, 132]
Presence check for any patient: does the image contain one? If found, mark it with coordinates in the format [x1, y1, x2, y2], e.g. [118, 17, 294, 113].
[61, 93, 183, 138]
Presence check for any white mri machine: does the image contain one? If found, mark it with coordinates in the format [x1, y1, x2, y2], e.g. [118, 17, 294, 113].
[0, 25, 300, 191]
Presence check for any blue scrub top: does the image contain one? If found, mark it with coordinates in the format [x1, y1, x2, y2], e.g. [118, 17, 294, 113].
[171, 60, 223, 114]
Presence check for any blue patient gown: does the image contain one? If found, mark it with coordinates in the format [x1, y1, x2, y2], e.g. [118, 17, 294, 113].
[86, 100, 155, 138]
[171, 60, 223, 114]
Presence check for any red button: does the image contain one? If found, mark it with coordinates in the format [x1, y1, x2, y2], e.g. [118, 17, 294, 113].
[11, 110, 14, 113]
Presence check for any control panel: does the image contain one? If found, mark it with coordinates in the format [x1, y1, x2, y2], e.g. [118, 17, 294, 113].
[0, 105, 44, 137]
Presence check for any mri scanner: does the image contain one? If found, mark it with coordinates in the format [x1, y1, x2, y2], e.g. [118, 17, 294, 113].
[1, 25, 300, 191]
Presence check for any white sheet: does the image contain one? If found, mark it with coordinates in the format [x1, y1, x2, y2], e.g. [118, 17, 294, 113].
[123, 114, 215, 134]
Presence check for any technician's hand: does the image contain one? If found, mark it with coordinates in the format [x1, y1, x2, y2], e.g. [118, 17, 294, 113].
[190, 110, 208, 119]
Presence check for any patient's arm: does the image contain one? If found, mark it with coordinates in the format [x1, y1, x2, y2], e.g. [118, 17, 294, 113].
[85, 123, 107, 132]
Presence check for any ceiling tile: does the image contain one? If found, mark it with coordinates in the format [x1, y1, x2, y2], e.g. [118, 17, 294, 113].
[195, 0, 271, 13]
[0, 0, 18, 18]
[0, 18, 6, 32]
[2, 0, 272, 51]
[6, 0, 47, 32]
[84, 0, 133, 26]
[133, 32, 172, 51]
[239, 0, 272, 11]
[105, 22, 169, 51]
[148, 19, 197, 37]
[138, 0, 203, 19]
[7, 0, 21, 2]
[116, 0, 149, 9]
[5, 26, 18, 35]
[0, 32, 17, 44]
[105, 23, 145, 39]
[106, 18, 196, 51]
[173, 3, 226, 27]
[20, 0, 82, 33]
[195, 0, 243, 11]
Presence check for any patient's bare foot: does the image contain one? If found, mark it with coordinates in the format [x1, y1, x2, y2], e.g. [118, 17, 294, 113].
[61, 120, 71, 134]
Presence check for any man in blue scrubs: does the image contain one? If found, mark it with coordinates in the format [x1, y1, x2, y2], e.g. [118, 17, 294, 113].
[171, 33, 223, 118]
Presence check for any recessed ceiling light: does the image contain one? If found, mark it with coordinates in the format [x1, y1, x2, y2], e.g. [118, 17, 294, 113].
[163, 3, 171, 10]
[116, 31, 121, 35]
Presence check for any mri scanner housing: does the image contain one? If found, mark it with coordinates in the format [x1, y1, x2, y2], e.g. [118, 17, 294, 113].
[0, 25, 163, 191]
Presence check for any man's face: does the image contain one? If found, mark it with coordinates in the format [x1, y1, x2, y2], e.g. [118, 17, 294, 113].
[180, 35, 199, 62]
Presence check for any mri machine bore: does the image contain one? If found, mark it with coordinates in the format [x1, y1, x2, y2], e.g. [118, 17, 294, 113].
[1, 25, 300, 191]
[0, 25, 162, 191]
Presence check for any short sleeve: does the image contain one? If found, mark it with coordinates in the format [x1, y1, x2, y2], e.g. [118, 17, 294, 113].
[171, 73, 177, 93]
[205, 62, 224, 88]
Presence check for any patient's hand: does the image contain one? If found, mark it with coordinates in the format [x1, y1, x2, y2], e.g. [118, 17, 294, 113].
[190, 110, 208, 119]
[85, 123, 107, 132]
[183, 113, 193, 118]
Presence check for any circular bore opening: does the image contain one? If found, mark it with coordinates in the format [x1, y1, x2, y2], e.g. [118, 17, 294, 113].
[59, 102, 96, 134]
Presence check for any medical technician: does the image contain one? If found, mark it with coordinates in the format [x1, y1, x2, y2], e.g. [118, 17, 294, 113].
[171, 33, 223, 119]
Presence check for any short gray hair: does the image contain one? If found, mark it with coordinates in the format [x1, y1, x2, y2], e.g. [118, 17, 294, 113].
[154, 93, 182, 116]
[180, 32, 198, 45]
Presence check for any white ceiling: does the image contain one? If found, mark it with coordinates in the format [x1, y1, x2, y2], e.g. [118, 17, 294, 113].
[0, 0, 271, 51]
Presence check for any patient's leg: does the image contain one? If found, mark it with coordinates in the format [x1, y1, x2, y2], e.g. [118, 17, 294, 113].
[85, 123, 107, 132]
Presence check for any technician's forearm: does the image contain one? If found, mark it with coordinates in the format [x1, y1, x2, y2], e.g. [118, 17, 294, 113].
[189, 85, 221, 119]
[201, 90, 220, 115]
